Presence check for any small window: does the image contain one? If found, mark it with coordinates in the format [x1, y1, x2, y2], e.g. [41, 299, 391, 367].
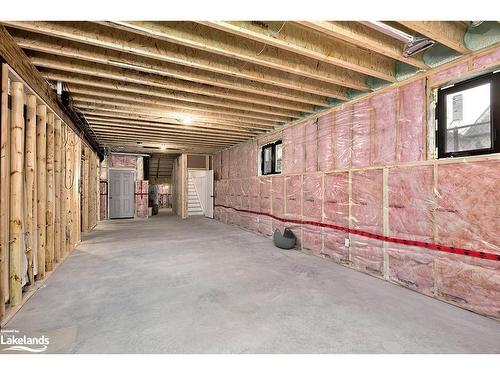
[260, 140, 282, 175]
[437, 72, 499, 158]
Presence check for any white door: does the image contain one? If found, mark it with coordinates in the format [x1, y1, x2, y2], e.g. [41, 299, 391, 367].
[189, 170, 214, 218]
[109, 169, 135, 219]
[205, 170, 214, 218]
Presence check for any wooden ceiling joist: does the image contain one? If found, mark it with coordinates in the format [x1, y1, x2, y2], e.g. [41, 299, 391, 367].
[66, 85, 299, 123]
[101, 21, 371, 91]
[199, 21, 396, 82]
[9, 29, 320, 111]
[77, 110, 272, 132]
[397, 21, 469, 54]
[3, 21, 352, 99]
[295, 21, 428, 70]
[25, 50, 327, 107]
[72, 99, 281, 128]
[87, 118, 257, 138]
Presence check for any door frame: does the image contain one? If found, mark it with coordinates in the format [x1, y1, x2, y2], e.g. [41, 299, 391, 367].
[108, 167, 136, 219]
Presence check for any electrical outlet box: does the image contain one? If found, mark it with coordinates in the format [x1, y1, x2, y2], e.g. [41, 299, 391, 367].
[344, 238, 350, 248]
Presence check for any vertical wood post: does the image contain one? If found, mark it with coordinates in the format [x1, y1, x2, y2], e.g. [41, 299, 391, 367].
[74, 138, 81, 246]
[9, 81, 25, 307]
[36, 104, 47, 279]
[25, 94, 37, 288]
[82, 147, 89, 233]
[0, 64, 10, 317]
[54, 118, 62, 264]
[45, 112, 55, 272]
[60, 124, 66, 258]
[65, 131, 73, 253]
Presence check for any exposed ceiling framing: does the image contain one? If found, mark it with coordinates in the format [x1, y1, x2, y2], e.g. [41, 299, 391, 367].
[1, 21, 475, 153]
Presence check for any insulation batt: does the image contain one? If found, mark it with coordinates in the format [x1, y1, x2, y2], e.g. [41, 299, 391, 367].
[213, 49, 500, 318]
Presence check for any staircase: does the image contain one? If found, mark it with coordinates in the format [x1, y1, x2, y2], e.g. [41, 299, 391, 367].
[187, 176, 204, 216]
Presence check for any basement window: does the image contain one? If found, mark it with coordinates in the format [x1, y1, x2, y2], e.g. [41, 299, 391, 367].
[437, 72, 500, 158]
[261, 140, 282, 175]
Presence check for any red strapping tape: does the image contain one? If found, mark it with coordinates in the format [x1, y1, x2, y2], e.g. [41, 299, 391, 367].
[215, 204, 500, 262]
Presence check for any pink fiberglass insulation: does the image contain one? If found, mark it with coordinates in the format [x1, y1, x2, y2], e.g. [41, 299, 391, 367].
[387, 245, 434, 295]
[241, 179, 250, 210]
[285, 175, 302, 219]
[430, 63, 468, 85]
[323, 171, 349, 226]
[388, 165, 434, 241]
[351, 169, 383, 234]
[372, 89, 397, 165]
[248, 141, 258, 178]
[323, 230, 349, 264]
[221, 149, 229, 180]
[135, 180, 148, 219]
[258, 217, 273, 237]
[229, 147, 238, 179]
[350, 235, 384, 277]
[259, 177, 271, 214]
[436, 160, 499, 253]
[292, 122, 305, 173]
[109, 154, 136, 168]
[302, 225, 322, 255]
[213, 152, 221, 180]
[398, 79, 425, 163]
[472, 48, 500, 70]
[333, 105, 352, 169]
[99, 181, 107, 220]
[305, 119, 318, 172]
[282, 126, 293, 174]
[271, 176, 284, 217]
[317, 112, 334, 171]
[435, 256, 500, 318]
[249, 177, 260, 212]
[302, 174, 322, 220]
[351, 99, 372, 168]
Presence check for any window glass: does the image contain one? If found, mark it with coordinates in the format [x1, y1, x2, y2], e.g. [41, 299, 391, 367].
[275, 143, 282, 173]
[444, 83, 491, 153]
[263, 146, 273, 175]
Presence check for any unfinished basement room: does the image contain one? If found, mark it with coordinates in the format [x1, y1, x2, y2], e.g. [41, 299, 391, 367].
[1, 2, 500, 371]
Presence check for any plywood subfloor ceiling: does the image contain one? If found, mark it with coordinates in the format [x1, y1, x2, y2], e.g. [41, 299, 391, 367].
[1, 21, 474, 154]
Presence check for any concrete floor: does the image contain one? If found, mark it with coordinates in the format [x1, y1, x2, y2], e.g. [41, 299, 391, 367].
[3, 210, 500, 353]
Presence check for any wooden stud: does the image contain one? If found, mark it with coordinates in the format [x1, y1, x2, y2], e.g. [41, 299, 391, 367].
[60, 124, 66, 257]
[45, 112, 55, 272]
[9, 81, 25, 307]
[65, 130, 73, 254]
[53, 118, 62, 263]
[36, 104, 47, 279]
[82, 147, 89, 233]
[0, 64, 10, 315]
[24, 94, 37, 287]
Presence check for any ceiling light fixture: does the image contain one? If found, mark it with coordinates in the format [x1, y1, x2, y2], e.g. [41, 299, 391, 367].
[361, 21, 435, 57]
[160, 144, 167, 150]
[180, 115, 192, 125]
[469, 21, 484, 27]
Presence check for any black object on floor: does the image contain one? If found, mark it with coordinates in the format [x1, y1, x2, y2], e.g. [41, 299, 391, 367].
[273, 228, 296, 249]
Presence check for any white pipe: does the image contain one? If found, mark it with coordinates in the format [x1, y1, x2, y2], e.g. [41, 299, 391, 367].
[360, 21, 413, 43]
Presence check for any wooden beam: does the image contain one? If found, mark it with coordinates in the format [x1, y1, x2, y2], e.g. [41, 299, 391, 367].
[200, 21, 395, 82]
[60, 124, 66, 258]
[53, 118, 62, 263]
[0, 64, 10, 314]
[9, 81, 24, 307]
[0, 26, 96, 150]
[87, 119, 255, 139]
[84, 116, 259, 137]
[67, 87, 296, 123]
[397, 21, 469, 54]
[25, 94, 37, 288]
[80, 109, 271, 132]
[295, 21, 428, 70]
[4, 22, 353, 98]
[102, 21, 370, 90]
[72, 100, 281, 129]
[45, 112, 55, 272]
[36, 104, 47, 279]
[59, 80, 302, 119]
[8, 29, 319, 111]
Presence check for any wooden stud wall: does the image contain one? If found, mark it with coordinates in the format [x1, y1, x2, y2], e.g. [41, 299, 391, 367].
[0, 63, 100, 326]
